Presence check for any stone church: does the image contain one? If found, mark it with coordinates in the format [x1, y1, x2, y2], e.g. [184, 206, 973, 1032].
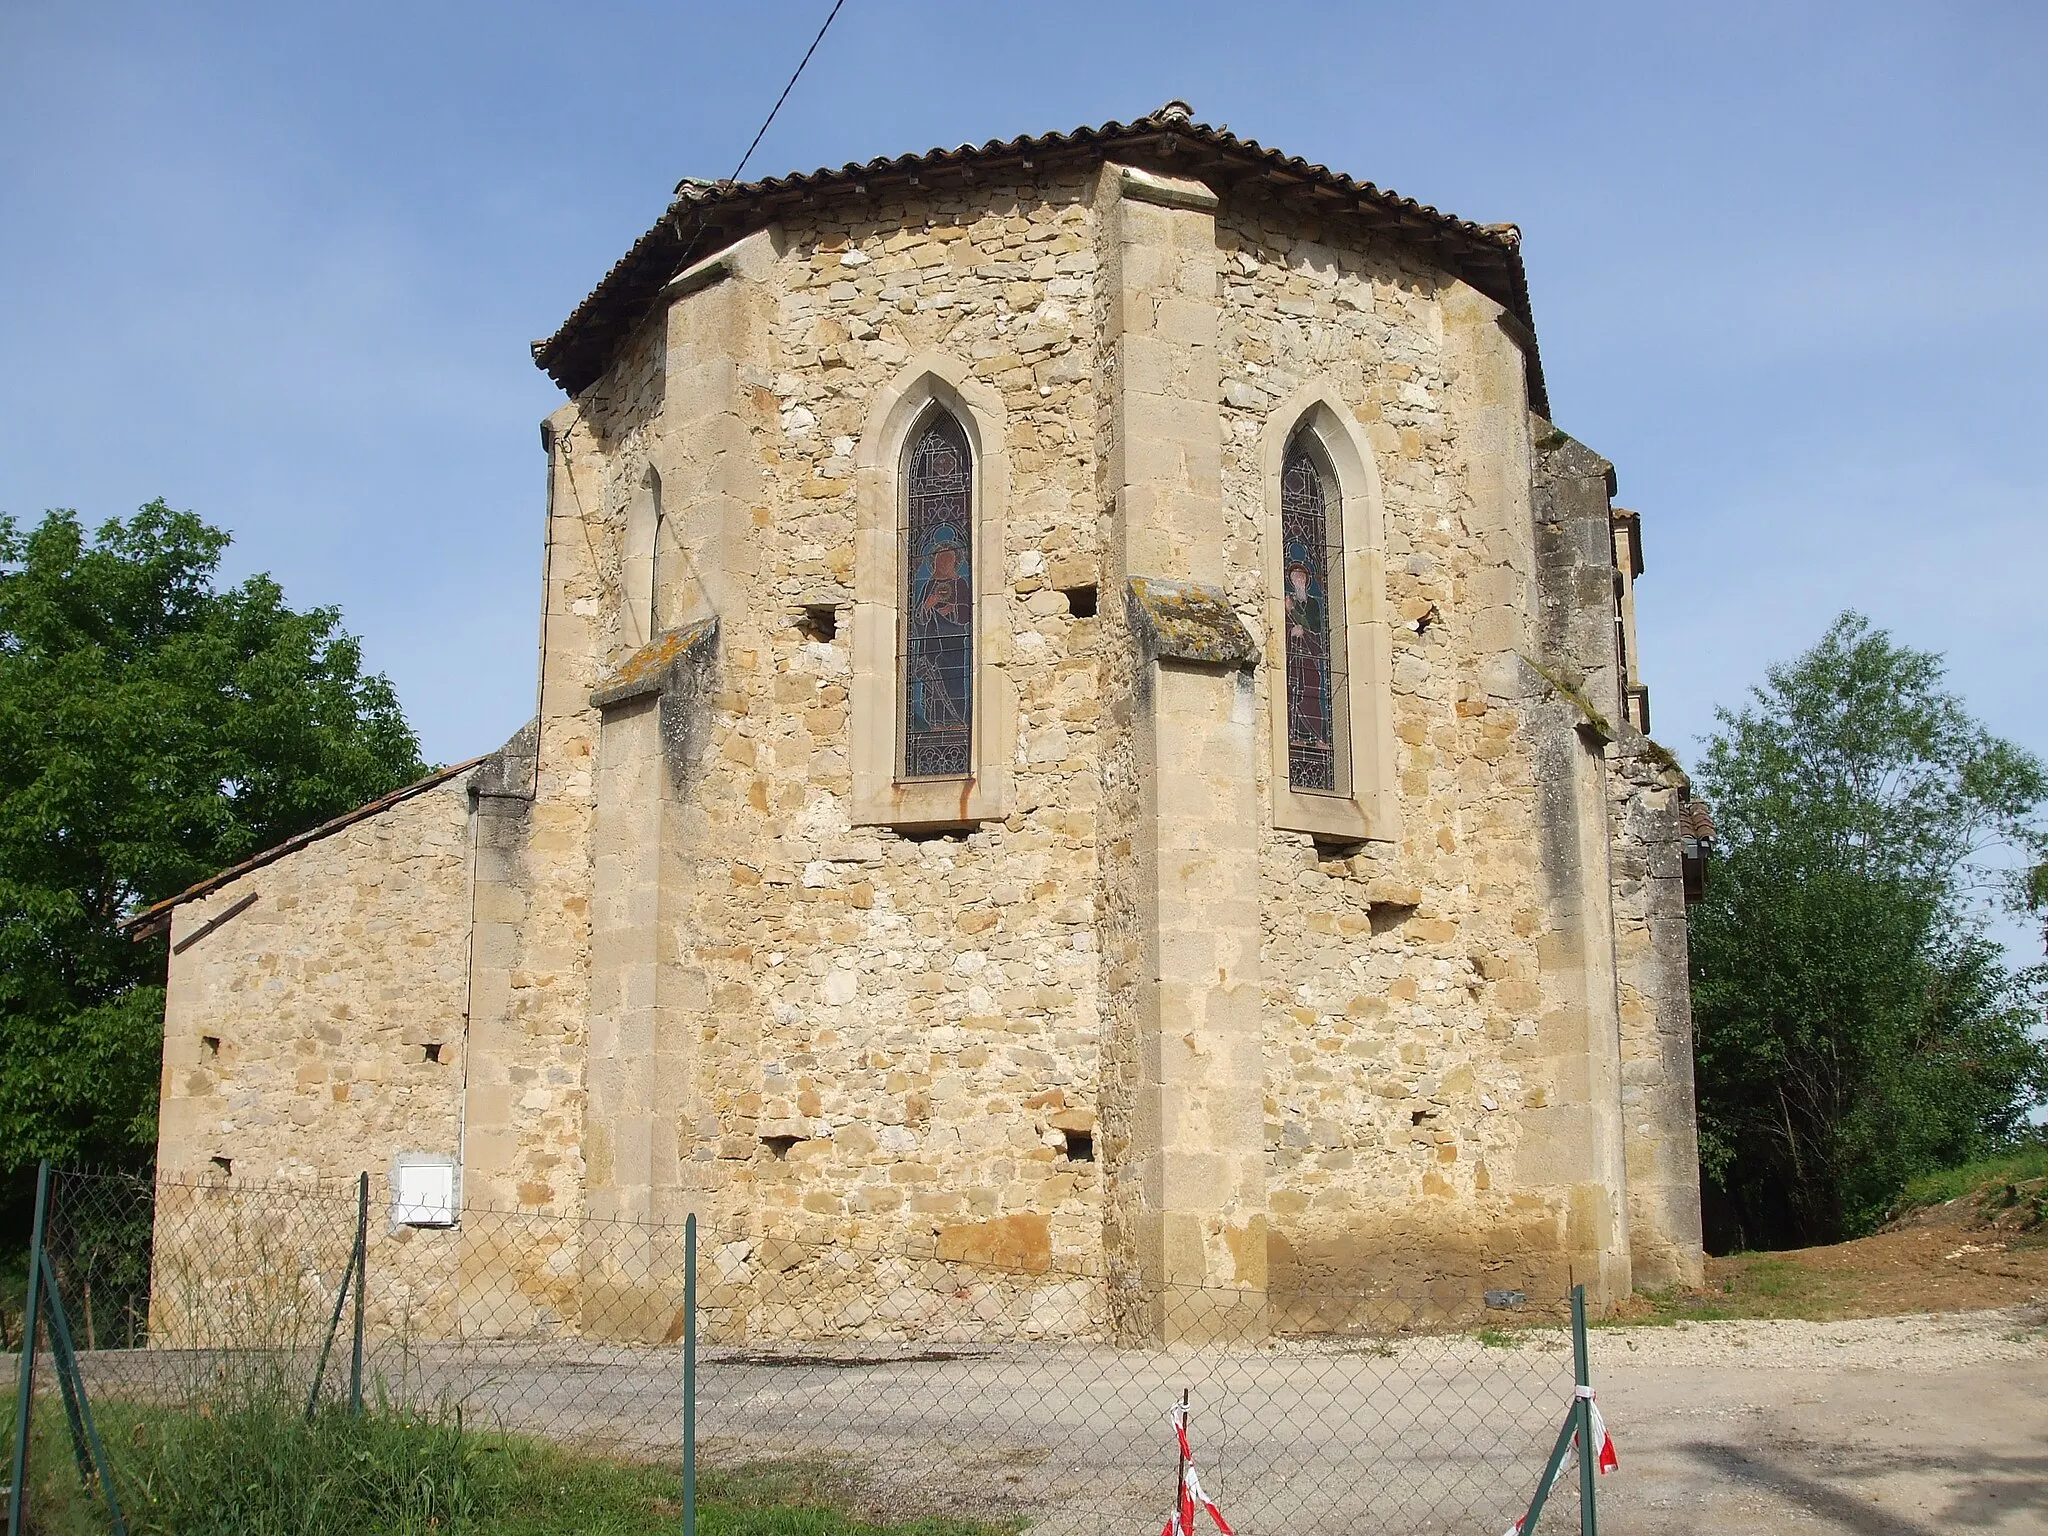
[134, 104, 1707, 1340]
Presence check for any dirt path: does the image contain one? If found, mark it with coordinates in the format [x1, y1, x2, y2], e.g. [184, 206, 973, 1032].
[1589, 1305, 2048, 1533]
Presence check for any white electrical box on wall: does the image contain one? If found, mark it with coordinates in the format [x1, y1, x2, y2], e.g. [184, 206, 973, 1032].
[390, 1154, 458, 1228]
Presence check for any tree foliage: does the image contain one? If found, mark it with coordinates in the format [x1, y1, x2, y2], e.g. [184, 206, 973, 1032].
[1689, 613, 2048, 1250]
[0, 502, 426, 1178]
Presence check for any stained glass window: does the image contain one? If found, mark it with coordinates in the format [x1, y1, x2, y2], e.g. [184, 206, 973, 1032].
[900, 410, 974, 779]
[1281, 434, 1349, 794]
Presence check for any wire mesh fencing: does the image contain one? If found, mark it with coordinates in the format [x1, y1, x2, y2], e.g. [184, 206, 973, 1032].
[14, 1168, 1591, 1534]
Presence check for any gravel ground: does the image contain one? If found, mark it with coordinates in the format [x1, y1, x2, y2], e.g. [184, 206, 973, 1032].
[1587, 1302, 2048, 1533]
[57, 1300, 2048, 1533]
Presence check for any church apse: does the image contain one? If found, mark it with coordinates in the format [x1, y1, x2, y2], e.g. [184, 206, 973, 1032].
[141, 107, 1704, 1343]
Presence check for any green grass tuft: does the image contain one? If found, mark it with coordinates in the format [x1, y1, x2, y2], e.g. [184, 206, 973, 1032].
[1895, 1139, 2048, 1217]
[1593, 1257, 1846, 1328]
[4, 1398, 1010, 1536]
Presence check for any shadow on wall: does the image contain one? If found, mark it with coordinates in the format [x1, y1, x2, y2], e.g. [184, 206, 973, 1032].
[1267, 1210, 1576, 1331]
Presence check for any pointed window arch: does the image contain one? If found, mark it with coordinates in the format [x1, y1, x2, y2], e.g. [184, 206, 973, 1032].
[899, 409, 975, 779]
[851, 354, 1014, 829]
[1281, 431, 1349, 795]
[1262, 390, 1397, 844]
[622, 466, 661, 649]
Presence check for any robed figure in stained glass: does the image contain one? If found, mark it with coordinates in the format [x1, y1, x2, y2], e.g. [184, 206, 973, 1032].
[901, 411, 975, 779]
[1282, 435, 1345, 793]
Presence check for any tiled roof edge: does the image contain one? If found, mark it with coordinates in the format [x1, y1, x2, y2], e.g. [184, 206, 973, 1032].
[122, 757, 485, 940]
[532, 109, 1549, 416]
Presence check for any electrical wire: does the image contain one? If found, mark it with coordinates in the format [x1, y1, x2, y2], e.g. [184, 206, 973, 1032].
[667, 0, 849, 279]
[724, 0, 850, 191]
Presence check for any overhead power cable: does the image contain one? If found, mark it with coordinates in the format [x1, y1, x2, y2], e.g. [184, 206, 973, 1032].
[667, 0, 849, 281]
[724, 0, 850, 190]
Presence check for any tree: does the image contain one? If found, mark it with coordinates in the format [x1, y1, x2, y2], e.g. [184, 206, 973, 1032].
[1689, 612, 2048, 1250]
[0, 502, 427, 1184]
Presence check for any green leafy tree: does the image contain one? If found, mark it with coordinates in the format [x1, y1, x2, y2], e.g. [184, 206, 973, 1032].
[1689, 613, 2048, 1249]
[0, 502, 426, 1184]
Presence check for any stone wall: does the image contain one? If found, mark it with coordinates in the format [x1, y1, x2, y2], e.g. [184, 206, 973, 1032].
[1207, 195, 1634, 1321]
[548, 176, 1114, 1324]
[1609, 732, 1707, 1288]
[151, 147, 1703, 1342]
[156, 778, 473, 1186]
[153, 775, 475, 1341]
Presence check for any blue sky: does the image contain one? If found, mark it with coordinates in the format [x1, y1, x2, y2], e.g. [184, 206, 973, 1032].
[3, 2, 2044, 942]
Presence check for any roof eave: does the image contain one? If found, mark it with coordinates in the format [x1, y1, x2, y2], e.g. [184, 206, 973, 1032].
[531, 115, 1550, 417]
[122, 757, 485, 942]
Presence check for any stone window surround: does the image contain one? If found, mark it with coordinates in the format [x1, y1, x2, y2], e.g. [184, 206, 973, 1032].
[1259, 385, 1398, 843]
[851, 353, 1015, 828]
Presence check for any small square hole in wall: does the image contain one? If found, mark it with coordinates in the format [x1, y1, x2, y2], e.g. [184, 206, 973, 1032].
[202, 1036, 221, 1057]
[423, 1043, 442, 1064]
[796, 604, 838, 642]
[761, 1134, 805, 1160]
[1061, 584, 1098, 619]
[899, 826, 970, 844]
[1369, 902, 1416, 936]
[1060, 1129, 1095, 1163]
[210, 1156, 233, 1176]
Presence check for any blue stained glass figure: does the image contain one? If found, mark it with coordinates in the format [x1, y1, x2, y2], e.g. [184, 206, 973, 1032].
[901, 411, 974, 779]
[1282, 437, 1343, 792]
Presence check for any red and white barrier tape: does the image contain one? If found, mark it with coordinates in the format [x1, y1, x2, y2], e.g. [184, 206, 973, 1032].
[1580, 1386, 1618, 1476]
[1163, 1401, 1235, 1536]
[1498, 1386, 1616, 1535]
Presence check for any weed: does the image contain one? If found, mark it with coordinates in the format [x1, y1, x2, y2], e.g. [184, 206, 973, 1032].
[1896, 1140, 2048, 1217]
[7, 1398, 1009, 1536]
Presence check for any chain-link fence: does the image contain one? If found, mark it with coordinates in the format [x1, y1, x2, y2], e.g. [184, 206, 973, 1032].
[9, 1168, 1594, 1534]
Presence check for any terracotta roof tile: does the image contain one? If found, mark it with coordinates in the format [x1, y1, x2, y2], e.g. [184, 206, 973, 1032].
[122, 758, 485, 940]
[532, 106, 1549, 414]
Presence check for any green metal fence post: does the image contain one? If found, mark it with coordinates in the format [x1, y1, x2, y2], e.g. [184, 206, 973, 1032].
[683, 1211, 697, 1536]
[1573, 1284, 1597, 1536]
[6, 1160, 51, 1534]
[45, 1257, 92, 1489]
[349, 1170, 368, 1415]
[39, 1252, 128, 1536]
[305, 1211, 358, 1422]
[1515, 1401, 1578, 1536]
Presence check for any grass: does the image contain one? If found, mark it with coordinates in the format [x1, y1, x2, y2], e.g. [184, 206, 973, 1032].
[6, 1397, 1013, 1536]
[1895, 1140, 2048, 1219]
[1597, 1256, 1848, 1328]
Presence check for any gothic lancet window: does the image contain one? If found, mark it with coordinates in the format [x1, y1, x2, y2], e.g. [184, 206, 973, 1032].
[899, 409, 975, 779]
[1281, 433, 1350, 794]
[623, 467, 660, 650]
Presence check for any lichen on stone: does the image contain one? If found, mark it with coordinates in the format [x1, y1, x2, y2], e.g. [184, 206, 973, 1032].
[1517, 650, 1613, 743]
[590, 618, 718, 709]
[1125, 576, 1258, 667]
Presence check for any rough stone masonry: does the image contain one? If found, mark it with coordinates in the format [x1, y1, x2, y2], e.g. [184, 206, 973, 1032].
[132, 103, 1708, 1344]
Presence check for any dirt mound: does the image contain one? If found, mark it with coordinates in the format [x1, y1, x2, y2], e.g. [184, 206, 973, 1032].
[1615, 1173, 2048, 1324]
[1940, 1172, 2048, 1239]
